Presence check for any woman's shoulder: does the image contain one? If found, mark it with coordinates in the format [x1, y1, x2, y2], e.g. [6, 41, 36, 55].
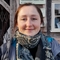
[41, 34, 60, 49]
[44, 35, 60, 58]
[45, 35, 54, 43]
[41, 34, 54, 46]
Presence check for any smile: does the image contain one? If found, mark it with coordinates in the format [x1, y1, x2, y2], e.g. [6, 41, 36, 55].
[26, 29, 34, 30]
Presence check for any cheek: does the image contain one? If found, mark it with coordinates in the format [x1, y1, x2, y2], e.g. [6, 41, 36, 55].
[16, 21, 21, 29]
[34, 22, 40, 30]
[36, 22, 41, 30]
[17, 22, 25, 30]
[36, 20, 41, 27]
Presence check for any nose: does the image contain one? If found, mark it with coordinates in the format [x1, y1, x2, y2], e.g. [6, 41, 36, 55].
[26, 18, 32, 27]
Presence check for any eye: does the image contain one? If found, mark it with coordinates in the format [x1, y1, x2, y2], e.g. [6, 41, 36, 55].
[21, 18, 27, 21]
[31, 18, 37, 20]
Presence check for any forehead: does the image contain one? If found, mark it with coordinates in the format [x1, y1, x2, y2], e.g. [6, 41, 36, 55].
[18, 5, 39, 16]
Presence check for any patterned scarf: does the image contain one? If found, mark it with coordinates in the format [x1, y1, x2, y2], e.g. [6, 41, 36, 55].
[14, 30, 44, 60]
[15, 30, 41, 49]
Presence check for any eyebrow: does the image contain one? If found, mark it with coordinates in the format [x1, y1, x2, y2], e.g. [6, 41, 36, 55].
[21, 15, 38, 17]
[31, 15, 37, 17]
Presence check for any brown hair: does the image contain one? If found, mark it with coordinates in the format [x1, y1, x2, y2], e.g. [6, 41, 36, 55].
[14, 3, 44, 28]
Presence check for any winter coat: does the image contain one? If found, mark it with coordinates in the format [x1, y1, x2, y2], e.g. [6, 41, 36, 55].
[0, 34, 60, 60]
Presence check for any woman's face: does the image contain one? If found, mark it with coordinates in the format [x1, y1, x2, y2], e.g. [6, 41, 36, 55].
[17, 5, 41, 36]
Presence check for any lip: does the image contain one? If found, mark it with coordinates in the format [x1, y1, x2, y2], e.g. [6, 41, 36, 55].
[26, 28, 34, 30]
[25, 29, 34, 31]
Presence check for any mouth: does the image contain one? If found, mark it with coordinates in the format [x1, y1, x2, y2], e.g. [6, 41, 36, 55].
[25, 29, 34, 32]
[25, 28, 34, 30]
[26, 29, 33, 30]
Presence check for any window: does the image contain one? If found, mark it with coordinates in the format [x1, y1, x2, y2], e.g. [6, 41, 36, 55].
[51, 3, 60, 32]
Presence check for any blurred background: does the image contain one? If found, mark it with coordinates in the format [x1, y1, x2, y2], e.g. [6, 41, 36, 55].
[0, 0, 60, 46]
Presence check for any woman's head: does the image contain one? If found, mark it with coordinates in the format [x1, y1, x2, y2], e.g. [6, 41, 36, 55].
[14, 3, 44, 36]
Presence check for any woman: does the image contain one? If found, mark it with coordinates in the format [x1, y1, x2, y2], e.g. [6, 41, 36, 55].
[1, 3, 60, 60]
